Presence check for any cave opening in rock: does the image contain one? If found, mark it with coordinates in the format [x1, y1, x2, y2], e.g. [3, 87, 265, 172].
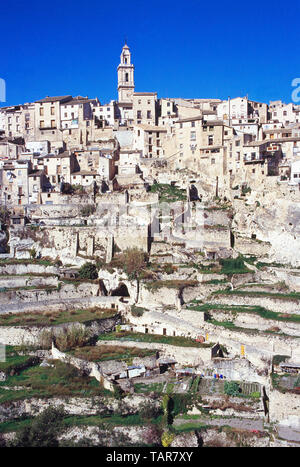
[111, 283, 130, 297]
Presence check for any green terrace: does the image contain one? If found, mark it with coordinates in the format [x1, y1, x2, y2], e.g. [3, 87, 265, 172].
[134, 375, 201, 395]
[179, 256, 253, 275]
[187, 302, 300, 323]
[97, 331, 214, 348]
[0, 412, 163, 435]
[0, 258, 55, 266]
[68, 345, 157, 362]
[212, 288, 300, 302]
[0, 308, 117, 327]
[0, 285, 58, 293]
[0, 346, 37, 375]
[0, 359, 110, 403]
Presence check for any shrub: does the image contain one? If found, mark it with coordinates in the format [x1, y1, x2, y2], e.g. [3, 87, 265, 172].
[131, 305, 145, 317]
[78, 262, 98, 280]
[29, 248, 36, 259]
[224, 381, 241, 396]
[9, 406, 66, 447]
[140, 401, 163, 422]
[80, 204, 96, 217]
[161, 430, 175, 447]
[55, 327, 91, 351]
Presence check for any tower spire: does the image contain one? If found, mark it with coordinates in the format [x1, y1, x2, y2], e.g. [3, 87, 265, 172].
[117, 43, 135, 103]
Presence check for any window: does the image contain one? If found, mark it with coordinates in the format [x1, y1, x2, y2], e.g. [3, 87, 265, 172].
[51, 120, 55, 128]
[211, 158, 215, 164]
[191, 121, 195, 127]
[125, 73, 129, 82]
[39, 108, 44, 116]
[50, 107, 55, 115]
[147, 111, 151, 119]
[40, 120, 44, 128]
[137, 110, 141, 119]
[208, 135, 213, 145]
[190, 131, 196, 141]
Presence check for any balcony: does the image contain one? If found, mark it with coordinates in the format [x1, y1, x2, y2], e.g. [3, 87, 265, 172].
[39, 126, 57, 131]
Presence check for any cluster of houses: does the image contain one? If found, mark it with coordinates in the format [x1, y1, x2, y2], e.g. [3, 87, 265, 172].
[1, 43, 300, 208]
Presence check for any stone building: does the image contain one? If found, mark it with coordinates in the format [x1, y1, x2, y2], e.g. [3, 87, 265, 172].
[132, 92, 158, 126]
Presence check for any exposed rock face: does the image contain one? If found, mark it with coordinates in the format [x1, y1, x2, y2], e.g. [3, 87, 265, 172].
[0, 315, 121, 346]
[0, 394, 160, 423]
[233, 197, 300, 267]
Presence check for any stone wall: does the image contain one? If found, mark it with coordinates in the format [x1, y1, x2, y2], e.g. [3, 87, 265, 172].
[0, 315, 121, 346]
[209, 293, 300, 314]
[269, 389, 300, 422]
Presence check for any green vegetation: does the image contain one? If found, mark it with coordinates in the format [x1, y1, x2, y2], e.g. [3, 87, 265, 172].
[272, 355, 289, 367]
[9, 406, 66, 447]
[150, 183, 186, 203]
[97, 331, 213, 348]
[187, 302, 300, 324]
[224, 381, 241, 396]
[219, 256, 251, 275]
[0, 346, 38, 374]
[0, 258, 54, 266]
[0, 360, 110, 403]
[121, 247, 149, 281]
[80, 204, 96, 217]
[0, 307, 117, 327]
[131, 305, 146, 317]
[70, 344, 156, 362]
[134, 382, 165, 394]
[202, 279, 228, 285]
[213, 288, 300, 302]
[78, 262, 98, 280]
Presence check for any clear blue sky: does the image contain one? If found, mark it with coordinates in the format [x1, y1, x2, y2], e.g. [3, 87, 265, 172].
[1, 0, 299, 107]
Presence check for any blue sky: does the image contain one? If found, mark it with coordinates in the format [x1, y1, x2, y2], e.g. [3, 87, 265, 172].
[1, 0, 299, 106]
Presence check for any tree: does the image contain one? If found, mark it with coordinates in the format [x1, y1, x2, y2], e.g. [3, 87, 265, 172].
[10, 406, 66, 447]
[122, 248, 148, 280]
[78, 262, 98, 280]
[121, 248, 148, 302]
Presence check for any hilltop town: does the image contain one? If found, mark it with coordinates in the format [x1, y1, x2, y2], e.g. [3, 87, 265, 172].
[0, 43, 299, 448]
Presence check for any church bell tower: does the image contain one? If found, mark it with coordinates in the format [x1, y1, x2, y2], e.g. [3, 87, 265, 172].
[117, 42, 135, 103]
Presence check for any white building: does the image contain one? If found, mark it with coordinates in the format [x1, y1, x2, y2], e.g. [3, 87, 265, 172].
[290, 160, 300, 184]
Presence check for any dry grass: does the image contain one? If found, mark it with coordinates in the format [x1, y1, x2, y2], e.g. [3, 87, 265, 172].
[72, 344, 155, 362]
